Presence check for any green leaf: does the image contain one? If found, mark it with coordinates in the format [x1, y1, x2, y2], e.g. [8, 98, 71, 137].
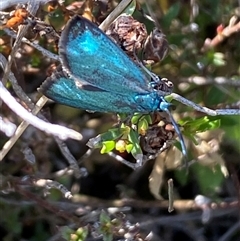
[103, 233, 113, 241]
[126, 143, 134, 153]
[61, 226, 73, 240]
[30, 54, 41, 67]
[206, 86, 227, 105]
[100, 211, 111, 223]
[162, 2, 181, 28]
[87, 127, 128, 149]
[100, 127, 128, 141]
[131, 114, 152, 126]
[144, 114, 152, 124]
[128, 129, 143, 161]
[165, 94, 174, 102]
[137, 118, 149, 134]
[122, 0, 137, 16]
[100, 141, 115, 154]
[174, 168, 189, 186]
[100, 211, 113, 241]
[191, 162, 224, 197]
[131, 113, 144, 124]
[180, 116, 221, 133]
[76, 227, 88, 240]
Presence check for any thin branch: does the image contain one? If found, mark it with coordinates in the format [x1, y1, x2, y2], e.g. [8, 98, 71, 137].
[180, 76, 240, 87]
[218, 221, 240, 241]
[21, 146, 36, 164]
[108, 151, 140, 169]
[12, 183, 81, 224]
[33, 178, 72, 199]
[0, 186, 238, 213]
[55, 138, 86, 178]
[168, 178, 174, 212]
[99, 0, 133, 31]
[4, 29, 59, 61]
[2, 2, 40, 85]
[0, 116, 17, 137]
[0, 0, 52, 11]
[0, 53, 35, 107]
[0, 54, 83, 177]
[0, 83, 82, 161]
[202, 17, 240, 51]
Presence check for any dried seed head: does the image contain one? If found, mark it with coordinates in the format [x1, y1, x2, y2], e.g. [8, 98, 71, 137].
[140, 113, 175, 158]
[106, 15, 148, 58]
[106, 15, 168, 64]
[143, 28, 169, 63]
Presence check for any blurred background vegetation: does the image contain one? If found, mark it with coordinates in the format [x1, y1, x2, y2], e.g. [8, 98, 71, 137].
[0, 0, 240, 240]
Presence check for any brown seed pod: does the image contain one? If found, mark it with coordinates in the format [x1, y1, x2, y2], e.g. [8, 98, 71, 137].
[143, 28, 169, 63]
[106, 15, 148, 59]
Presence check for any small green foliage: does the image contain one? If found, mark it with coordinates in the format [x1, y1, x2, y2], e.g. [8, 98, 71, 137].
[75, 227, 88, 241]
[90, 127, 128, 149]
[61, 226, 73, 240]
[181, 116, 221, 133]
[101, 140, 116, 153]
[204, 50, 226, 67]
[137, 117, 149, 135]
[99, 211, 113, 241]
[131, 114, 152, 135]
[30, 54, 41, 67]
[131, 113, 143, 124]
[128, 128, 143, 159]
[89, 113, 223, 161]
[180, 116, 221, 143]
[165, 94, 174, 102]
[46, 8, 66, 30]
[62, 226, 88, 241]
[125, 142, 134, 153]
[88, 114, 152, 160]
